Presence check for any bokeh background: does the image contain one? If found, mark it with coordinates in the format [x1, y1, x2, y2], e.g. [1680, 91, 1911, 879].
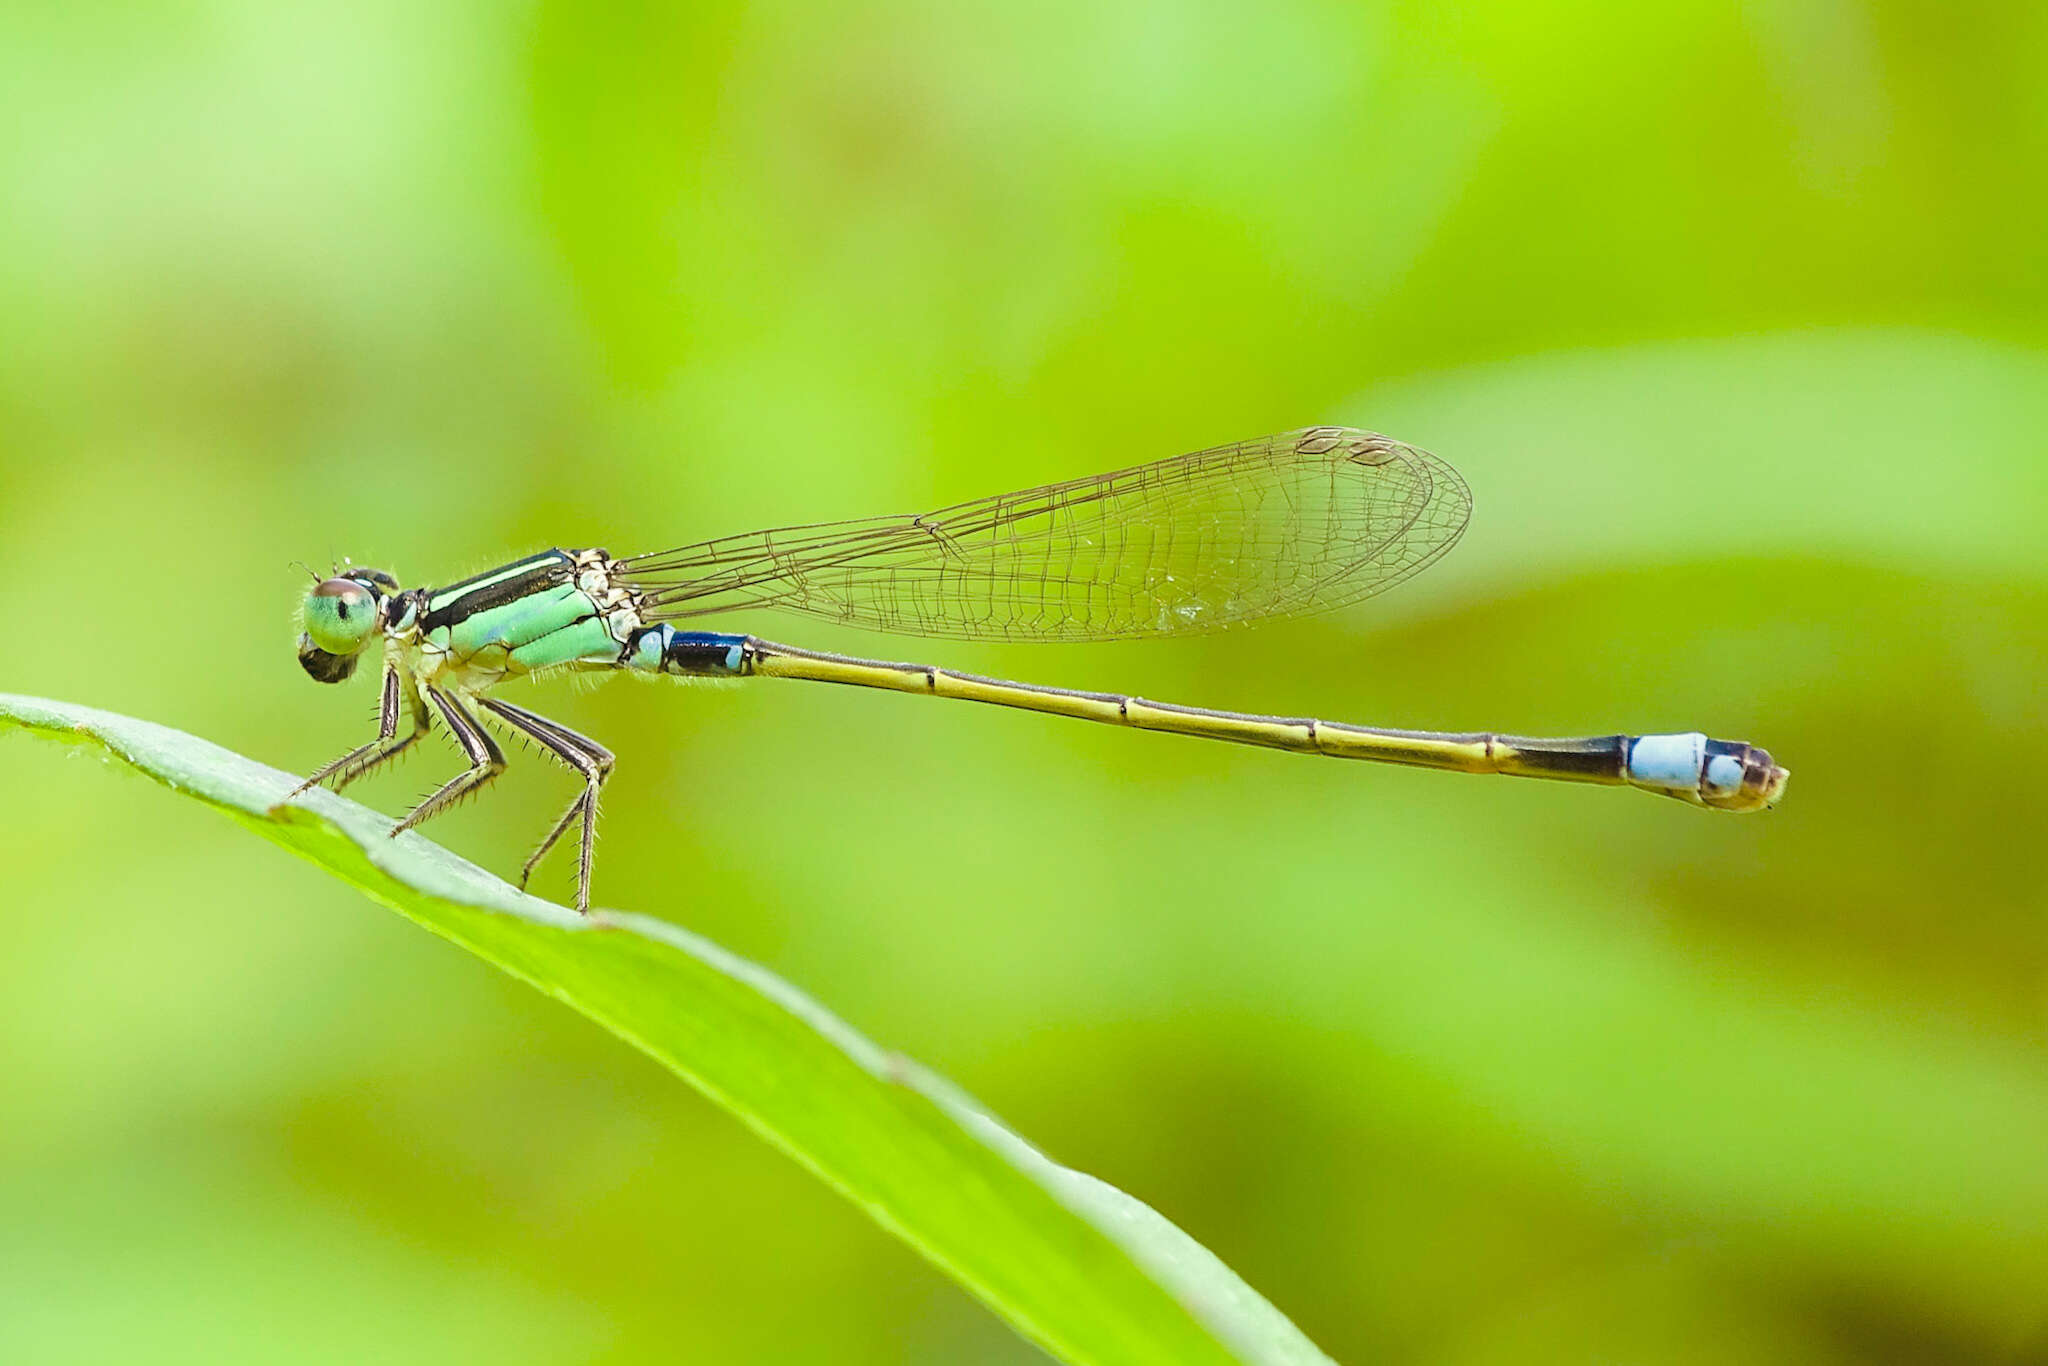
[4, 2, 2046, 1362]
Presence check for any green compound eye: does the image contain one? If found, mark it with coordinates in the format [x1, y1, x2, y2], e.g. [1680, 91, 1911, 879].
[302, 577, 380, 655]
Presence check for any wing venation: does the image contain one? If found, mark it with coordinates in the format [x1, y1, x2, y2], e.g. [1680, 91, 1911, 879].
[615, 427, 1471, 642]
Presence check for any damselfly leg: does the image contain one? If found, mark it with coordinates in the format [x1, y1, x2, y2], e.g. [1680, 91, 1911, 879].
[475, 697, 615, 912]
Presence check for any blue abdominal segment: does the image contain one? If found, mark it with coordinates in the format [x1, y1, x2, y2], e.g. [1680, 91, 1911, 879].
[623, 626, 751, 677]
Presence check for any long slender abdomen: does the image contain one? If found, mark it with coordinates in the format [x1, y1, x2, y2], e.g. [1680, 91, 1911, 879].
[732, 637, 1787, 812]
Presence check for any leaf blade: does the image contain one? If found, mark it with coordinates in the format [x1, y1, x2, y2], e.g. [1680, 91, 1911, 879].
[0, 693, 1332, 1366]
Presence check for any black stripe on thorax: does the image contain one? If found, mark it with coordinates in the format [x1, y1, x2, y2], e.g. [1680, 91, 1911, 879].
[419, 549, 577, 632]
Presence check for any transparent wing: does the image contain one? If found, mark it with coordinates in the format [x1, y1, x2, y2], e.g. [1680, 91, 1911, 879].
[614, 427, 1472, 642]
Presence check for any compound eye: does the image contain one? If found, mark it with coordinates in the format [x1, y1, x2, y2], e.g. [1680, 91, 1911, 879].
[303, 577, 379, 655]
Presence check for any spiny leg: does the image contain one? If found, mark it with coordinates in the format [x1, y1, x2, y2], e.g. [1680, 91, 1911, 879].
[475, 699, 614, 893]
[288, 661, 430, 798]
[392, 688, 506, 836]
[475, 696, 615, 913]
[475, 702, 598, 884]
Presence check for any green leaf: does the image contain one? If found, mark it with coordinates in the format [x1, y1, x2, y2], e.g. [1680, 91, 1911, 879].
[0, 693, 1331, 1366]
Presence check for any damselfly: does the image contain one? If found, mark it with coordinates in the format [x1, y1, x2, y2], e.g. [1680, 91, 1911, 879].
[285, 427, 1786, 911]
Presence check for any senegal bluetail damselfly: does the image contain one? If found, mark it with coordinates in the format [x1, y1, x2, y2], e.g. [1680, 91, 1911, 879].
[284, 427, 1787, 911]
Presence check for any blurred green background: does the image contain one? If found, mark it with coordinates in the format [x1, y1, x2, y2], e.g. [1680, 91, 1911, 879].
[4, 1, 2046, 1362]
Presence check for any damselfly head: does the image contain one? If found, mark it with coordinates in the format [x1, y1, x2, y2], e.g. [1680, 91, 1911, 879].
[296, 568, 396, 683]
